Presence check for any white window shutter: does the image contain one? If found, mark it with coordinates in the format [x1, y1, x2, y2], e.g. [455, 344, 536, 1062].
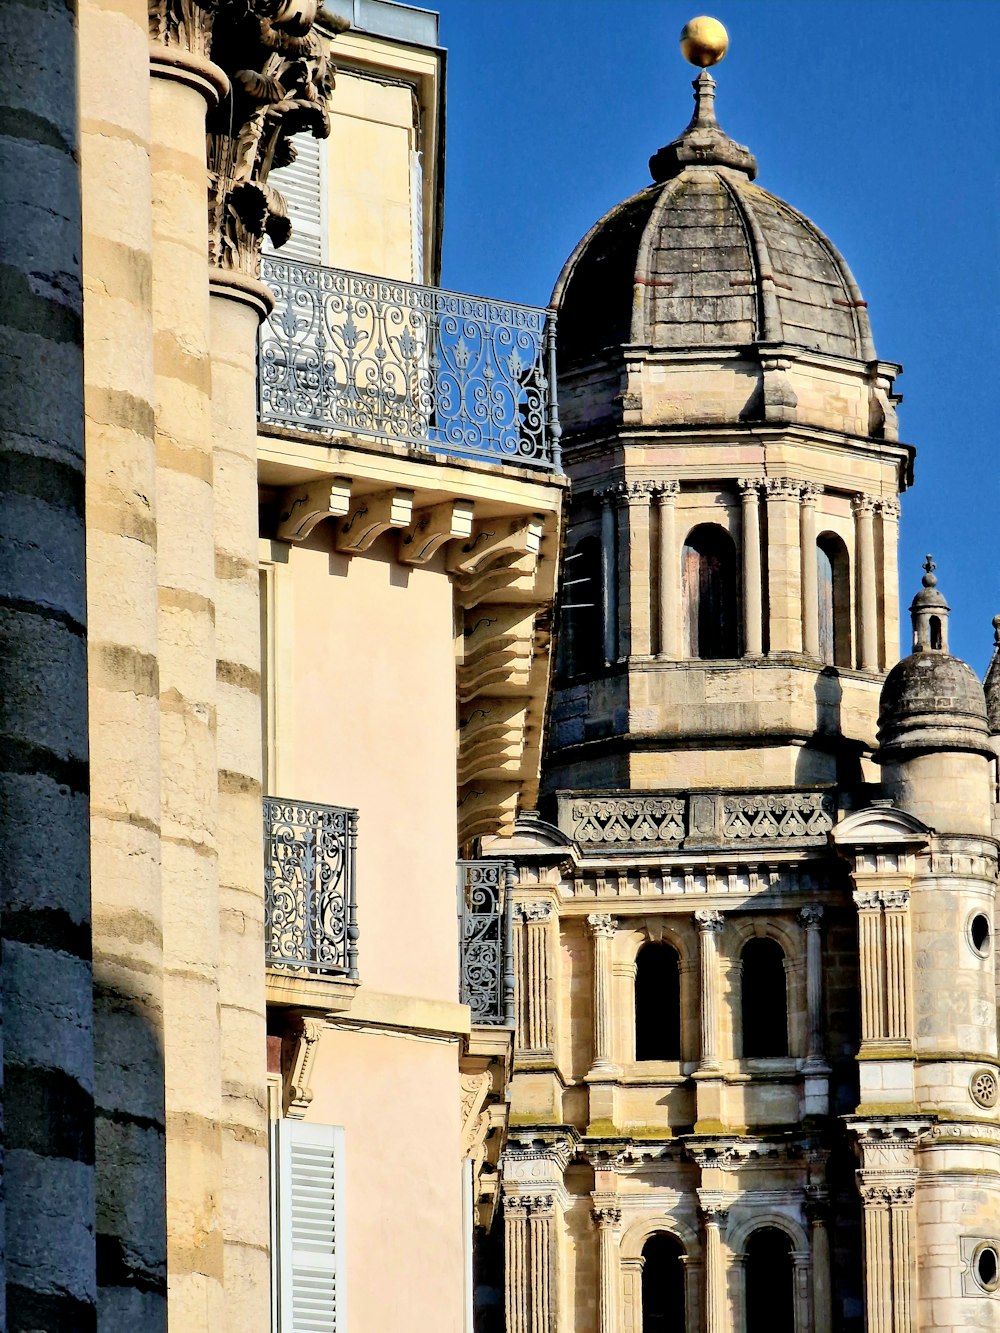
[267, 132, 325, 265]
[410, 148, 424, 282]
[276, 1119, 346, 1332]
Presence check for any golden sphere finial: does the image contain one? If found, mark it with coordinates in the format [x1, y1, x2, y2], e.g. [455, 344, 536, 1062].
[680, 15, 729, 68]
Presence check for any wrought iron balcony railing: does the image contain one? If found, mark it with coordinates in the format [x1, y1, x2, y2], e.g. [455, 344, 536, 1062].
[459, 859, 515, 1027]
[259, 258, 561, 471]
[264, 797, 359, 978]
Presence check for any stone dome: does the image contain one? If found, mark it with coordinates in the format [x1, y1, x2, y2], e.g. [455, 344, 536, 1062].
[553, 71, 876, 368]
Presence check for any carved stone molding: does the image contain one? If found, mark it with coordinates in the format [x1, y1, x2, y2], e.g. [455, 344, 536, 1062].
[460, 1069, 494, 1158]
[276, 475, 352, 542]
[800, 481, 823, 505]
[857, 1177, 916, 1207]
[722, 792, 834, 840]
[586, 913, 617, 938]
[592, 1206, 623, 1229]
[799, 905, 825, 928]
[654, 479, 680, 500]
[851, 494, 877, 516]
[694, 909, 723, 934]
[970, 1068, 999, 1109]
[880, 497, 901, 520]
[336, 488, 415, 555]
[738, 477, 761, 497]
[853, 888, 910, 911]
[623, 479, 656, 504]
[399, 500, 475, 566]
[571, 796, 685, 846]
[517, 899, 553, 924]
[697, 1190, 733, 1224]
[149, 0, 219, 55]
[283, 1015, 324, 1118]
[764, 477, 801, 499]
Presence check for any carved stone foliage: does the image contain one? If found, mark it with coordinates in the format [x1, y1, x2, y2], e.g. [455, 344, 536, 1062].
[722, 792, 834, 841]
[149, 0, 217, 53]
[205, 0, 347, 274]
[571, 796, 685, 846]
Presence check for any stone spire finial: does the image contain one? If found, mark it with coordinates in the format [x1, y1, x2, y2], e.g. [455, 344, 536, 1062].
[984, 614, 1000, 734]
[909, 554, 950, 653]
[649, 23, 757, 183]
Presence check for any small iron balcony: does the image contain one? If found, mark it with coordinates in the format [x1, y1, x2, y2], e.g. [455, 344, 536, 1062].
[458, 859, 515, 1027]
[259, 259, 561, 472]
[264, 797, 359, 978]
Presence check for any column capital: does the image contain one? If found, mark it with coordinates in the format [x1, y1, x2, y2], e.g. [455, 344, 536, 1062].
[737, 477, 762, 498]
[624, 478, 656, 504]
[504, 1193, 531, 1217]
[851, 493, 877, 516]
[654, 478, 680, 501]
[880, 496, 901, 520]
[694, 909, 724, 934]
[587, 912, 617, 938]
[524, 1192, 556, 1216]
[880, 889, 911, 910]
[591, 1205, 623, 1230]
[517, 899, 553, 924]
[804, 1184, 831, 1223]
[764, 476, 801, 500]
[852, 889, 882, 912]
[857, 1176, 916, 1208]
[800, 481, 823, 505]
[799, 905, 825, 928]
[697, 1190, 733, 1224]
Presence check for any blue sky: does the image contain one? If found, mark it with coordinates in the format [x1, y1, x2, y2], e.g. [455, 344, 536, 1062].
[431, 0, 1000, 672]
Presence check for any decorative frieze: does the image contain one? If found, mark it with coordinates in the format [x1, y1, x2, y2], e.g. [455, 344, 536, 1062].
[571, 796, 686, 845]
[564, 861, 825, 900]
[722, 792, 834, 840]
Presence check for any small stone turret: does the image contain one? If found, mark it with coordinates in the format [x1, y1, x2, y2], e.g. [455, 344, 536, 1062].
[876, 558, 994, 834]
[984, 613, 1000, 836]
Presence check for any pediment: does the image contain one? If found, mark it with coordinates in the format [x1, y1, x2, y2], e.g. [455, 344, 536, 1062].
[830, 804, 933, 848]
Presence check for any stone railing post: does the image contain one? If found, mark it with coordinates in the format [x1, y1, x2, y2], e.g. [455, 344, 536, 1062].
[695, 910, 724, 1070]
[853, 494, 879, 670]
[587, 914, 618, 1074]
[592, 1203, 622, 1333]
[739, 478, 764, 656]
[800, 482, 822, 658]
[656, 480, 681, 658]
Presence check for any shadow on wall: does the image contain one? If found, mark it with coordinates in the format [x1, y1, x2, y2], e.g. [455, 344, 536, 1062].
[795, 667, 865, 789]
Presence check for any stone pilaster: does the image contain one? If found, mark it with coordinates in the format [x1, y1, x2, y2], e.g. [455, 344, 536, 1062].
[591, 1201, 622, 1333]
[858, 1178, 916, 1333]
[805, 1187, 832, 1333]
[517, 900, 554, 1055]
[879, 497, 901, 667]
[800, 482, 822, 658]
[698, 1195, 731, 1333]
[504, 1190, 558, 1333]
[621, 1256, 644, 1333]
[853, 494, 879, 670]
[738, 478, 763, 656]
[503, 1195, 530, 1333]
[655, 480, 680, 658]
[622, 480, 654, 657]
[695, 910, 723, 1071]
[765, 477, 803, 653]
[597, 487, 618, 665]
[0, 0, 96, 1323]
[853, 889, 912, 1045]
[799, 905, 829, 1113]
[587, 914, 618, 1075]
[81, 0, 166, 1319]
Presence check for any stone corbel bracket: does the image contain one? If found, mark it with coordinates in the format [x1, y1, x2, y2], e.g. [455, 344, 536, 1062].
[276, 475, 353, 543]
[449, 516, 544, 604]
[458, 780, 521, 847]
[458, 698, 529, 785]
[336, 487, 415, 555]
[282, 1014, 325, 1119]
[398, 499, 475, 566]
[458, 606, 537, 701]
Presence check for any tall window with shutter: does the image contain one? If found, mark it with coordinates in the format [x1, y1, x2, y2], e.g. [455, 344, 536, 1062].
[267, 131, 326, 265]
[271, 1119, 346, 1332]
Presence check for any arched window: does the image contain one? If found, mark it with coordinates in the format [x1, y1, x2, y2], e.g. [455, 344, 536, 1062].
[682, 524, 738, 659]
[558, 535, 602, 676]
[929, 614, 942, 649]
[635, 943, 681, 1061]
[642, 1232, 685, 1333]
[745, 1227, 794, 1333]
[817, 533, 851, 666]
[741, 937, 788, 1058]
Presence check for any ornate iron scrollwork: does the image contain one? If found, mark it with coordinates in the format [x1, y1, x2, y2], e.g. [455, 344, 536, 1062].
[459, 860, 515, 1025]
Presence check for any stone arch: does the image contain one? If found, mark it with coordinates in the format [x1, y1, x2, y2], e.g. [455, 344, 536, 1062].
[620, 1213, 698, 1260]
[621, 918, 693, 969]
[620, 920, 697, 1065]
[728, 1209, 808, 1256]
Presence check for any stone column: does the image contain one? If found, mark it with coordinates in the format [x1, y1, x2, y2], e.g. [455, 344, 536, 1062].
[655, 480, 681, 658]
[503, 1195, 530, 1333]
[889, 1187, 915, 1333]
[854, 891, 886, 1043]
[699, 1198, 731, 1333]
[806, 1188, 832, 1333]
[853, 494, 880, 671]
[765, 477, 803, 654]
[739, 479, 763, 656]
[598, 488, 618, 664]
[621, 1257, 644, 1333]
[80, 0, 165, 1320]
[858, 1180, 916, 1333]
[695, 910, 724, 1070]
[879, 498, 901, 665]
[800, 483, 822, 658]
[623, 480, 654, 657]
[587, 914, 618, 1074]
[528, 1194, 556, 1333]
[793, 1251, 812, 1333]
[881, 891, 911, 1042]
[592, 1203, 622, 1333]
[0, 0, 96, 1322]
[209, 272, 274, 1319]
[149, 27, 228, 1325]
[799, 907, 825, 1061]
[518, 901, 554, 1054]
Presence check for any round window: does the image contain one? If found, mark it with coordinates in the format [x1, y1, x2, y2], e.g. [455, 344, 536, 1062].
[970, 914, 991, 957]
[975, 1244, 999, 1292]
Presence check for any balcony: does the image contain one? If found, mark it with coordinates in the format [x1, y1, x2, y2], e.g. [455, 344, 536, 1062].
[264, 797, 359, 980]
[459, 859, 515, 1027]
[258, 258, 561, 472]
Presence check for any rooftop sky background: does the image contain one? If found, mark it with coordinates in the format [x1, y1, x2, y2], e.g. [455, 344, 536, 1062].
[430, 0, 1000, 673]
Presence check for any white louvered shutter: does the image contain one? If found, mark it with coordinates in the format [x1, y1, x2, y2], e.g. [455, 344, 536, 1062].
[277, 1119, 345, 1332]
[267, 132, 325, 264]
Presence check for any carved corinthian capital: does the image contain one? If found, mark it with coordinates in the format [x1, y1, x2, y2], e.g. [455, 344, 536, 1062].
[205, 0, 348, 275]
[149, 0, 219, 54]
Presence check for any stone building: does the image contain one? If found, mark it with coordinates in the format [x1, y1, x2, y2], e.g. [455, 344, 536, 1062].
[482, 25, 1000, 1333]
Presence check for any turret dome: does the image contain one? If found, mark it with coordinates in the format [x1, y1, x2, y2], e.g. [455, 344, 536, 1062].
[553, 70, 876, 368]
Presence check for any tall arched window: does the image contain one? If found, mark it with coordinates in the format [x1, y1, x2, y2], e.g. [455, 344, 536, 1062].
[634, 943, 681, 1061]
[682, 524, 738, 659]
[817, 533, 851, 666]
[558, 535, 602, 676]
[642, 1232, 685, 1333]
[741, 937, 788, 1057]
[745, 1227, 794, 1333]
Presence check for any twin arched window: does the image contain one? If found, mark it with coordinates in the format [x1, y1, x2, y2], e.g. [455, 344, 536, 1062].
[741, 937, 788, 1057]
[682, 524, 739, 659]
[634, 943, 681, 1061]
